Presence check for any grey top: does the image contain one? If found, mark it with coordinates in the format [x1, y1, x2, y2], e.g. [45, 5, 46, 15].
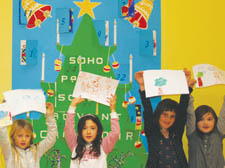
[186, 96, 225, 168]
[0, 115, 57, 168]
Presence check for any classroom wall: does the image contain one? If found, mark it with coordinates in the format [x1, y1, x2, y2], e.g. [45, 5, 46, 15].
[0, 1, 12, 167]
[0, 1, 12, 101]
[1, 0, 225, 167]
[161, 0, 225, 159]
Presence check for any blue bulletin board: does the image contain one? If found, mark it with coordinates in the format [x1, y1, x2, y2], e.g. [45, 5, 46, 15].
[12, 0, 161, 167]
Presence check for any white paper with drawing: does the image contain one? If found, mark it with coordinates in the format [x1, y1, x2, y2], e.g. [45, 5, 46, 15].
[0, 103, 12, 127]
[73, 71, 119, 106]
[3, 89, 46, 116]
[192, 64, 225, 88]
[143, 70, 189, 97]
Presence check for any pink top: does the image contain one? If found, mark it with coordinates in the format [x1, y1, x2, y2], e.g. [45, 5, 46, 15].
[64, 106, 120, 168]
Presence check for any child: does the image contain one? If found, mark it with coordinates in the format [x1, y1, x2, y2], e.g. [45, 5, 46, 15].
[64, 95, 120, 168]
[186, 89, 225, 168]
[134, 69, 195, 168]
[0, 102, 57, 168]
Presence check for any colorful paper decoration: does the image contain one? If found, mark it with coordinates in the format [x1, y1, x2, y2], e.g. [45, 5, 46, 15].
[20, 40, 26, 65]
[112, 61, 119, 69]
[54, 46, 64, 72]
[129, 96, 136, 104]
[103, 47, 111, 73]
[103, 65, 111, 72]
[21, 0, 52, 29]
[47, 83, 54, 97]
[112, 54, 120, 69]
[135, 104, 142, 130]
[47, 89, 54, 97]
[139, 31, 153, 56]
[114, 19, 117, 46]
[19, 0, 27, 25]
[94, 20, 105, 45]
[122, 101, 129, 109]
[153, 30, 157, 56]
[141, 130, 145, 136]
[27, 40, 38, 65]
[122, 84, 129, 109]
[122, 0, 154, 29]
[105, 20, 109, 46]
[96, 102, 99, 115]
[134, 140, 142, 148]
[121, 0, 135, 17]
[77, 56, 83, 71]
[45, 148, 68, 168]
[108, 151, 135, 167]
[55, 64, 62, 72]
[73, 0, 101, 19]
[129, 54, 133, 83]
[54, 58, 62, 72]
[41, 53, 45, 82]
[56, 8, 73, 33]
[20, 40, 38, 65]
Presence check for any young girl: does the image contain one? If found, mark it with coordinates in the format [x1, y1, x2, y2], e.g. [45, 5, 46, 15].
[0, 102, 57, 168]
[134, 69, 195, 168]
[186, 90, 225, 168]
[64, 95, 120, 168]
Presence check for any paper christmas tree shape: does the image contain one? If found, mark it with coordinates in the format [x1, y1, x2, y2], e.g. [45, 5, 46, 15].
[38, 14, 147, 168]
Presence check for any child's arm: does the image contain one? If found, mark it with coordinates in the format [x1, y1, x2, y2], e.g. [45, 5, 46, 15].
[186, 96, 196, 136]
[38, 102, 57, 156]
[64, 96, 84, 152]
[140, 90, 154, 135]
[102, 95, 120, 154]
[135, 71, 154, 135]
[176, 69, 196, 137]
[177, 87, 192, 136]
[217, 96, 225, 135]
[0, 126, 11, 162]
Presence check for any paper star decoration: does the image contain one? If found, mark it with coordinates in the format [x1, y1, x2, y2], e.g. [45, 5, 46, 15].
[74, 0, 101, 19]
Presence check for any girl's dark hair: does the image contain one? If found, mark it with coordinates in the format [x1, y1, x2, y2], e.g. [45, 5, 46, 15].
[72, 114, 103, 161]
[195, 105, 218, 134]
[153, 99, 179, 132]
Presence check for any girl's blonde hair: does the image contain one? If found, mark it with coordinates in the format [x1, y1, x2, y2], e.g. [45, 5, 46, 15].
[10, 119, 38, 167]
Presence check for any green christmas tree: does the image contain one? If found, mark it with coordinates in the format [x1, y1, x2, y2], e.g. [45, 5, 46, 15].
[37, 14, 147, 168]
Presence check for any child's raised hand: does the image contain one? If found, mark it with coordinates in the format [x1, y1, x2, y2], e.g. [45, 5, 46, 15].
[46, 102, 54, 115]
[107, 94, 117, 112]
[135, 71, 145, 91]
[70, 96, 84, 107]
[183, 68, 196, 88]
